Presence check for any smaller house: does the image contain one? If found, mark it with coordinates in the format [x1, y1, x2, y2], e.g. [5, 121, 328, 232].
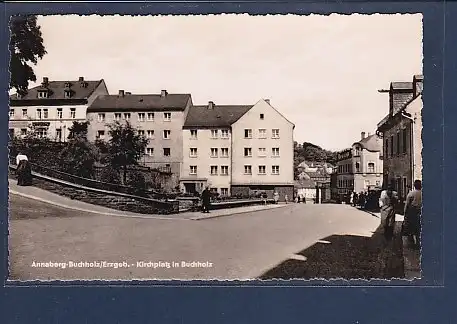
[294, 179, 316, 202]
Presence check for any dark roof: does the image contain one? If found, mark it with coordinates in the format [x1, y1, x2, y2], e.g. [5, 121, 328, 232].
[294, 179, 316, 188]
[355, 134, 382, 152]
[87, 93, 192, 112]
[183, 104, 253, 128]
[10, 79, 104, 101]
[391, 82, 413, 90]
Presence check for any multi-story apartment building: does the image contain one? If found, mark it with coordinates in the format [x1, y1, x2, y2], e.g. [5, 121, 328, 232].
[9, 76, 108, 141]
[376, 74, 423, 202]
[86, 90, 193, 189]
[335, 132, 383, 199]
[181, 99, 295, 201]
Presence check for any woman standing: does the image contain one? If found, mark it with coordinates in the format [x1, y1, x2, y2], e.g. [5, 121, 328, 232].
[379, 184, 398, 240]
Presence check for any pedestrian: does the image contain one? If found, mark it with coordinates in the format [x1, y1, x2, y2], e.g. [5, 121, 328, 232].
[350, 192, 354, 206]
[262, 192, 268, 205]
[353, 192, 358, 207]
[403, 180, 422, 249]
[201, 186, 211, 213]
[16, 152, 31, 186]
[273, 191, 279, 204]
[379, 184, 398, 240]
[16, 151, 28, 166]
[285, 194, 289, 204]
[294, 195, 299, 203]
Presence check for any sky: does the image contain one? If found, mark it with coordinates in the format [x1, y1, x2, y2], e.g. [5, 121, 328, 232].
[27, 14, 422, 151]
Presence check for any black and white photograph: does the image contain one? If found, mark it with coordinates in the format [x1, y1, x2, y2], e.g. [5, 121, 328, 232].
[8, 14, 423, 281]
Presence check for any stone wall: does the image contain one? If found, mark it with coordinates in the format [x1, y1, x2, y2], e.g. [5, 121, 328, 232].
[10, 167, 179, 215]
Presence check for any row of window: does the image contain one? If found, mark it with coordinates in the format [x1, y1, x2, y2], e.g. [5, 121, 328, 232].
[243, 128, 280, 139]
[189, 165, 280, 176]
[97, 112, 172, 122]
[9, 108, 77, 119]
[337, 162, 376, 173]
[244, 147, 280, 157]
[190, 148, 229, 158]
[96, 129, 170, 140]
[10, 128, 64, 140]
[145, 147, 171, 157]
[338, 179, 354, 188]
[385, 127, 409, 158]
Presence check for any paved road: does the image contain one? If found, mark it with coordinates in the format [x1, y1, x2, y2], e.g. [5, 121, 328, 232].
[8, 194, 401, 281]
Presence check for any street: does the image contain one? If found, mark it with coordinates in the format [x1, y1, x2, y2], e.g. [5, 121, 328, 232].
[8, 194, 403, 281]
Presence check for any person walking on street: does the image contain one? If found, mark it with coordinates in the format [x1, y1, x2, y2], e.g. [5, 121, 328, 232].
[201, 186, 211, 213]
[273, 191, 279, 204]
[403, 180, 422, 249]
[379, 184, 398, 240]
[285, 194, 289, 204]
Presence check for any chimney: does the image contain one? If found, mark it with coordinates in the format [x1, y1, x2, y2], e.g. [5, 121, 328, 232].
[265, 99, 270, 104]
[78, 77, 84, 82]
[361, 131, 366, 140]
[367, 132, 371, 137]
[208, 101, 215, 109]
[413, 75, 423, 97]
[118, 90, 125, 97]
[161, 90, 168, 97]
[42, 77, 49, 86]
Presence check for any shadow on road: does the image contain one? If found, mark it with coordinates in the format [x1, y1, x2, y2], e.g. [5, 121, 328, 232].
[259, 224, 404, 280]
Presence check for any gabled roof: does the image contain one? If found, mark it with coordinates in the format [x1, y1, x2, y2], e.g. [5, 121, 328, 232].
[354, 134, 382, 152]
[10, 78, 104, 101]
[183, 104, 253, 128]
[88, 93, 192, 112]
[294, 179, 316, 188]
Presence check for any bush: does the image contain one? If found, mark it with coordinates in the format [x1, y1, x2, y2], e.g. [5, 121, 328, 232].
[99, 167, 121, 185]
[126, 170, 146, 190]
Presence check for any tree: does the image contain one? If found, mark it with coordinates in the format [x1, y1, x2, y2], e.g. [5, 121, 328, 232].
[105, 121, 149, 184]
[9, 15, 47, 95]
[67, 121, 89, 140]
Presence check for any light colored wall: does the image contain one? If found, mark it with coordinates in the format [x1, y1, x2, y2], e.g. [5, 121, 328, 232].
[406, 95, 422, 182]
[231, 100, 294, 185]
[181, 128, 232, 194]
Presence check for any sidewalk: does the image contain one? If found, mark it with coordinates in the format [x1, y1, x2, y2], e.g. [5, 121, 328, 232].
[9, 178, 289, 221]
[360, 207, 420, 279]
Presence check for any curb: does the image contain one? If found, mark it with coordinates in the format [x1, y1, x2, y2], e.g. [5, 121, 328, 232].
[190, 204, 290, 221]
[8, 190, 188, 221]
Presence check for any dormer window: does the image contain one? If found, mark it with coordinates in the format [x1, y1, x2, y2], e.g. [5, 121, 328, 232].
[37, 90, 48, 99]
[64, 89, 72, 98]
[64, 82, 71, 88]
[80, 82, 88, 88]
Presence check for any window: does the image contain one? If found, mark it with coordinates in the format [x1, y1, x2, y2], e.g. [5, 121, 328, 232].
[9, 109, 14, 118]
[57, 108, 62, 119]
[190, 129, 198, 139]
[260, 113, 264, 120]
[64, 90, 71, 98]
[258, 165, 266, 174]
[221, 148, 229, 157]
[70, 108, 76, 119]
[402, 128, 408, 154]
[221, 188, 229, 196]
[354, 146, 361, 156]
[146, 148, 154, 156]
[368, 162, 375, 173]
[190, 148, 198, 157]
[163, 148, 171, 156]
[147, 130, 154, 139]
[36, 128, 47, 138]
[138, 130, 145, 136]
[272, 129, 280, 138]
[20, 128, 27, 136]
[258, 129, 267, 138]
[147, 113, 154, 121]
[244, 129, 252, 138]
[55, 128, 62, 141]
[138, 113, 145, 122]
[114, 113, 121, 121]
[123, 113, 131, 120]
[36, 109, 42, 119]
[43, 109, 48, 119]
[272, 147, 280, 157]
[98, 113, 105, 122]
[163, 130, 171, 139]
[355, 162, 360, 172]
[221, 129, 230, 138]
[164, 112, 171, 121]
[211, 129, 218, 138]
[38, 90, 48, 98]
[221, 166, 229, 175]
[258, 147, 266, 157]
[244, 165, 252, 175]
[397, 132, 401, 155]
[210, 166, 218, 175]
[272, 165, 280, 175]
[385, 138, 389, 158]
[390, 135, 394, 157]
[190, 166, 197, 175]
[211, 148, 218, 158]
[244, 148, 252, 157]
[96, 130, 105, 140]
[22, 109, 27, 118]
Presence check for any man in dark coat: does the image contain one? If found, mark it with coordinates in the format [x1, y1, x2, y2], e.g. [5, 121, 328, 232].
[201, 186, 211, 213]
